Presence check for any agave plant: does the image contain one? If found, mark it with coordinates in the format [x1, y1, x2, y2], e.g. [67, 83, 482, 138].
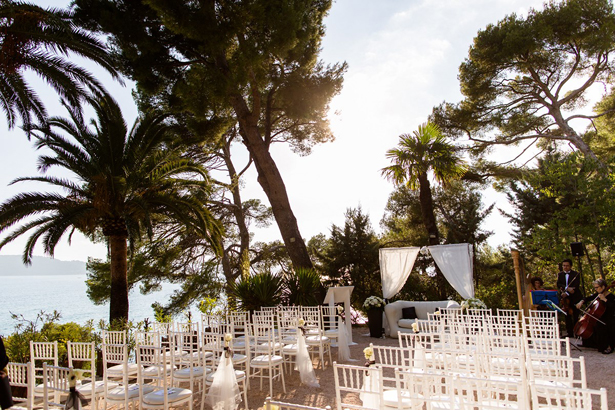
[283, 267, 323, 306]
[228, 271, 284, 312]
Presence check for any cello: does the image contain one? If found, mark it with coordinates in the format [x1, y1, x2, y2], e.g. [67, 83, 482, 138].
[573, 280, 615, 339]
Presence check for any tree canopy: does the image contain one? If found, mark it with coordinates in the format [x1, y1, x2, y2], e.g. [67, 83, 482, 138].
[0, 1, 121, 131]
[435, 0, 615, 164]
[73, 0, 346, 270]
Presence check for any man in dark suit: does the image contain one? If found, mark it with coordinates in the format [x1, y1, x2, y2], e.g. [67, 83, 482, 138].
[557, 258, 583, 337]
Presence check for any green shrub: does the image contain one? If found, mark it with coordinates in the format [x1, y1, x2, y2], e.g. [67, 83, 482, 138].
[229, 271, 283, 312]
[4, 311, 97, 365]
[283, 267, 323, 306]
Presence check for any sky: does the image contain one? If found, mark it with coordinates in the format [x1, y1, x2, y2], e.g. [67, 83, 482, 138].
[0, 0, 549, 263]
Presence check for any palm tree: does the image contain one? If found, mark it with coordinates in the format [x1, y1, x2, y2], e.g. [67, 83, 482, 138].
[382, 122, 466, 297]
[0, 1, 120, 130]
[0, 95, 222, 324]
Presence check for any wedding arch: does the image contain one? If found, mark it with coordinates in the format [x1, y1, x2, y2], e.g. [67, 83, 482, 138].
[379, 243, 474, 300]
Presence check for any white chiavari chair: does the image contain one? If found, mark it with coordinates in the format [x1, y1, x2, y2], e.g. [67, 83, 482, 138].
[398, 331, 440, 350]
[481, 333, 523, 355]
[301, 307, 331, 369]
[333, 362, 382, 410]
[489, 314, 522, 337]
[102, 330, 128, 345]
[279, 315, 300, 373]
[68, 341, 113, 410]
[526, 354, 586, 388]
[454, 374, 528, 409]
[169, 331, 207, 397]
[263, 397, 331, 410]
[441, 349, 481, 379]
[467, 308, 493, 317]
[369, 344, 414, 408]
[226, 311, 250, 352]
[394, 368, 456, 410]
[523, 310, 559, 339]
[203, 344, 249, 410]
[249, 322, 286, 397]
[529, 382, 608, 409]
[6, 362, 33, 410]
[41, 363, 70, 410]
[478, 351, 527, 385]
[136, 345, 192, 410]
[252, 310, 277, 330]
[102, 342, 150, 410]
[30, 341, 58, 399]
[134, 331, 161, 347]
[525, 336, 571, 358]
[320, 305, 340, 346]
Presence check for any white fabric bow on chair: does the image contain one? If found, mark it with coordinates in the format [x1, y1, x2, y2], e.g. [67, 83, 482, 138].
[207, 345, 241, 410]
[295, 328, 320, 387]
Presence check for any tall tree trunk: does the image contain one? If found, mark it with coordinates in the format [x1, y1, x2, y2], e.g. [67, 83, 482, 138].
[222, 138, 251, 279]
[230, 94, 313, 269]
[418, 173, 446, 299]
[108, 234, 129, 325]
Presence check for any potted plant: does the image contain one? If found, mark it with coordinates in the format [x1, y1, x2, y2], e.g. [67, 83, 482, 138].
[363, 296, 385, 338]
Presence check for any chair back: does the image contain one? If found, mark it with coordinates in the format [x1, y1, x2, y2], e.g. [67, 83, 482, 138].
[6, 362, 33, 410]
[41, 363, 71, 410]
[332, 362, 382, 410]
[30, 341, 58, 395]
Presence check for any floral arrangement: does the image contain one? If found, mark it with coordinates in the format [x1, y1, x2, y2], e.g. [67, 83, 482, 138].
[363, 296, 385, 310]
[298, 317, 305, 327]
[68, 369, 85, 388]
[411, 321, 419, 333]
[460, 298, 487, 311]
[224, 333, 232, 347]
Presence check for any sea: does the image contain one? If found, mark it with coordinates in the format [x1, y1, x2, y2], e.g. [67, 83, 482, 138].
[0, 274, 202, 337]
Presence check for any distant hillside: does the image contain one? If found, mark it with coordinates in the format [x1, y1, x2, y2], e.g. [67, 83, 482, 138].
[0, 255, 87, 276]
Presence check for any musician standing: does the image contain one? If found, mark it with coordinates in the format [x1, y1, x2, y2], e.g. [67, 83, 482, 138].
[575, 279, 615, 354]
[557, 258, 583, 337]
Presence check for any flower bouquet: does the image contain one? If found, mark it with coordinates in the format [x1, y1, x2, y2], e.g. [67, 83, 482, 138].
[363, 296, 385, 310]
[460, 298, 487, 312]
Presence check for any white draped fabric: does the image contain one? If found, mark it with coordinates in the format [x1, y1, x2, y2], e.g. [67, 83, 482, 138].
[207, 349, 241, 410]
[337, 320, 352, 361]
[379, 247, 421, 299]
[428, 243, 474, 299]
[295, 330, 320, 387]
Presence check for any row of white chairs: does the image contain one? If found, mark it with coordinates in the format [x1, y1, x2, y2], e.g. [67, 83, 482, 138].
[333, 361, 607, 410]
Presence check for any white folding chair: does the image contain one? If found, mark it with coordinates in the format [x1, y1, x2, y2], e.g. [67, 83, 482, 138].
[41, 363, 70, 410]
[333, 362, 382, 410]
[249, 322, 286, 397]
[136, 345, 193, 410]
[6, 362, 33, 410]
[30, 341, 58, 399]
[530, 382, 608, 409]
[264, 397, 331, 410]
[68, 341, 114, 410]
